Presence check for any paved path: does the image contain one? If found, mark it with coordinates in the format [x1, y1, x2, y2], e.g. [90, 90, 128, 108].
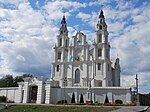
[146, 107, 150, 112]
[111, 106, 149, 112]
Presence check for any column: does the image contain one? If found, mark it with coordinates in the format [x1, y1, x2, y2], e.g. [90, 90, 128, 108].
[36, 81, 45, 104]
[23, 82, 29, 103]
[103, 62, 107, 87]
[45, 81, 51, 104]
[17, 83, 23, 103]
[107, 92, 113, 103]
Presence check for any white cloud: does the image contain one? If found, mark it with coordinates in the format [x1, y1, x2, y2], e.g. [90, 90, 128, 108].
[0, 0, 88, 77]
[44, 0, 87, 20]
[77, 12, 91, 21]
[0, 1, 57, 76]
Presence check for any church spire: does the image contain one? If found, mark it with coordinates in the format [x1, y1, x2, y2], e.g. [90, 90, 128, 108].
[61, 15, 67, 25]
[59, 15, 68, 35]
[97, 9, 107, 31]
[99, 10, 105, 18]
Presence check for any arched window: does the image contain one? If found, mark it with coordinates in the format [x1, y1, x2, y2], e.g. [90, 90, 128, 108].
[59, 38, 62, 46]
[98, 34, 102, 43]
[98, 48, 102, 57]
[65, 39, 68, 47]
[58, 52, 61, 60]
[56, 65, 59, 72]
[100, 25, 102, 30]
[98, 63, 101, 70]
[75, 69, 80, 83]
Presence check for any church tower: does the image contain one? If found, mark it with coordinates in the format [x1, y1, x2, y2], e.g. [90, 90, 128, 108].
[52, 16, 69, 86]
[92, 10, 112, 87]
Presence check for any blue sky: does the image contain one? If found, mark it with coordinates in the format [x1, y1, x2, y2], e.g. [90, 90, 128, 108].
[0, 0, 150, 93]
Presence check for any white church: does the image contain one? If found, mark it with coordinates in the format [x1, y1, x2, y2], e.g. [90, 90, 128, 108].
[0, 10, 131, 104]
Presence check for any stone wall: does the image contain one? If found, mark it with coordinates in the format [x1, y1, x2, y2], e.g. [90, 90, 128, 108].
[48, 86, 131, 104]
[0, 87, 19, 102]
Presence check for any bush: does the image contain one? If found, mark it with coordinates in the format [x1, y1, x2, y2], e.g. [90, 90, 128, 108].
[57, 100, 67, 104]
[104, 95, 109, 104]
[71, 93, 75, 103]
[7, 100, 15, 103]
[0, 96, 7, 102]
[115, 99, 123, 104]
[80, 94, 84, 104]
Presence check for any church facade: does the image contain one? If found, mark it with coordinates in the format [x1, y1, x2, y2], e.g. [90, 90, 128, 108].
[52, 10, 120, 88]
[0, 10, 131, 104]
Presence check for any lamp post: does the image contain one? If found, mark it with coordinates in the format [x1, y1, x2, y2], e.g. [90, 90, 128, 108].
[135, 74, 140, 105]
[63, 77, 67, 104]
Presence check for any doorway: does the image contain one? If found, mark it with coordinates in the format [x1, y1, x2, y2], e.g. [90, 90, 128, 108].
[29, 86, 38, 103]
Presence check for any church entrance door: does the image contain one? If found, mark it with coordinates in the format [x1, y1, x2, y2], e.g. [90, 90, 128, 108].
[29, 86, 38, 103]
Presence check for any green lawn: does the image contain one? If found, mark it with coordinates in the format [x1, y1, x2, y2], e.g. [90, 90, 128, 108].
[0, 105, 118, 112]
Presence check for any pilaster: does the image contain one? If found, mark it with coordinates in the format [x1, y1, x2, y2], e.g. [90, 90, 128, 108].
[17, 83, 23, 103]
[23, 82, 29, 103]
[36, 81, 45, 104]
[45, 81, 51, 104]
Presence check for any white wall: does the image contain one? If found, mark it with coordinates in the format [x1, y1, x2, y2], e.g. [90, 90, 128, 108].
[49, 87, 131, 104]
[0, 87, 19, 102]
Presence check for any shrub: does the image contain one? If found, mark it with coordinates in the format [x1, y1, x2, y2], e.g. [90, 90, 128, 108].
[57, 100, 67, 104]
[104, 95, 109, 104]
[80, 94, 84, 104]
[115, 99, 123, 104]
[71, 93, 75, 103]
[7, 100, 15, 103]
[0, 96, 7, 102]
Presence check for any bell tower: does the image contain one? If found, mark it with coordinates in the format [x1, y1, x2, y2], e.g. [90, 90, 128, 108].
[93, 10, 112, 87]
[55, 16, 69, 62]
[96, 10, 108, 44]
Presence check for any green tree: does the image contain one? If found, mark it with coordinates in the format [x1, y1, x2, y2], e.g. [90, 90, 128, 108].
[104, 94, 109, 104]
[13, 76, 24, 87]
[0, 74, 33, 87]
[71, 92, 75, 103]
[0, 75, 14, 87]
[80, 94, 84, 104]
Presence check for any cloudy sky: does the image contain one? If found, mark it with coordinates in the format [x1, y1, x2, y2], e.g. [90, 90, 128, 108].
[0, 0, 149, 93]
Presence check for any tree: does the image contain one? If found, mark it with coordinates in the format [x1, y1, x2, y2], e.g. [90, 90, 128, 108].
[80, 94, 84, 104]
[71, 92, 75, 103]
[0, 74, 33, 87]
[0, 75, 14, 87]
[13, 76, 24, 87]
[115, 99, 123, 104]
[22, 74, 33, 78]
[104, 94, 109, 104]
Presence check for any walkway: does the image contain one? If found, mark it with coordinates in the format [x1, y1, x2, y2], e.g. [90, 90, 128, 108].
[111, 106, 149, 112]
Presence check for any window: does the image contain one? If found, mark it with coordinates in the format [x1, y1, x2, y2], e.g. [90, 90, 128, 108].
[98, 48, 102, 57]
[65, 39, 68, 47]
[58, 52, 61, 60]
[56, 65, 59, 72]
[98, 34, 102, 43]
[108, 64, 110, 71]
[98, 81, 102, 87]
[75, 69, 80, 83]
[59, 38, 62, 46]
[100, 25, 102, 30]
[98, 63, 101, 70]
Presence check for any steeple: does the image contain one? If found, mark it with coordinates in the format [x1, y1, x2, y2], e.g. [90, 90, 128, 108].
[99, 10, 105, 18]
[114, 58, 120, 70]
[59, 15, 68, 35]
[97, 9, 107, 31]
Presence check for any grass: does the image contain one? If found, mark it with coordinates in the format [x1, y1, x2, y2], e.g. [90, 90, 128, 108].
[0, 105, 118, 112]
